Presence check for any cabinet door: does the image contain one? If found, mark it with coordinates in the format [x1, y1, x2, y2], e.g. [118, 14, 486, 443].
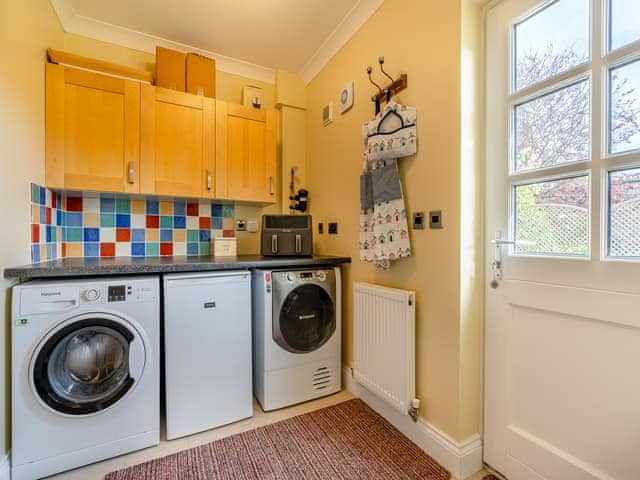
[45, 63, 140, 193]
[140, 86, 215, 197]
[216, 102, 276, 203]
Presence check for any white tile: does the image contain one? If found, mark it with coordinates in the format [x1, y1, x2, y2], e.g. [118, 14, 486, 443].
[83, 197, 100, 213]
[187, 216, 199, 230]
[198, 201, 210, 217]
[116, 243, 131, 257]
[131, 214, 145, 228]
[174, 243, 186, 256]
[45, 189, 52, 207]
[100, 228, 115, 243]
[40, 224, 46, 241]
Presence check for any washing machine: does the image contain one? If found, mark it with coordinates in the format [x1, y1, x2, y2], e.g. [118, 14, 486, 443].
[11, 276, 160, 480]
[253, 267, 341, 411]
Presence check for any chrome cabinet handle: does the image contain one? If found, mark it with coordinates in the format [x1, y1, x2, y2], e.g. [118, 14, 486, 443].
[206, 170, 212, 190]
[271, 234, 278, 253]
[295, 234, 302, 253]
[128, 162, 135, 184]
[269, 176, 275, 195]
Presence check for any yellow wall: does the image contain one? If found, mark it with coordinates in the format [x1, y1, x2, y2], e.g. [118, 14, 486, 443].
[306, 0, 482, 441]
[0, 0, 281, 457]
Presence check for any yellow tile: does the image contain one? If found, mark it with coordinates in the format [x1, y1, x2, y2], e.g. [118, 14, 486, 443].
[160, 201, 173, 215]
[66, 243, 83, 257]
[222, 218, 234, 230]
[84, 213, 99, 227]
[31, 205, 40, 223]
[146, 229, 159, 241]
[131, 199, 145, 214]
[173, 230, 185, 242]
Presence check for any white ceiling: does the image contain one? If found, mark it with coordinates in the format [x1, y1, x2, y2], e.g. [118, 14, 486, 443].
[53, 0, 384, 83]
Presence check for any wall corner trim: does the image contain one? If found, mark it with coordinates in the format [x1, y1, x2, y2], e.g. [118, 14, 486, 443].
[49, 0, 276, 84]
[342, 367, 483, 480]
[298, 0, 384, 85]
[0, 451, 11, 480]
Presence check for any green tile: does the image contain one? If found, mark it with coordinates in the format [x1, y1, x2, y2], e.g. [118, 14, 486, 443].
[51, 228, 57, 242]
[116, 198, 131, 213]
[100, 213, 115, 227]
[66, 227, 83, 242]
[31, 184, 40, 203]
[187, 230, 199, 242]
[222, 204, 234, 218]
[199, 243, 210, 255]
[146, 243, 159, 257]
[160, 215, 173, 228]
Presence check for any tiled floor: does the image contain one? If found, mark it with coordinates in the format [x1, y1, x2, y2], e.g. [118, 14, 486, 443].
[47, 390, 488, 480]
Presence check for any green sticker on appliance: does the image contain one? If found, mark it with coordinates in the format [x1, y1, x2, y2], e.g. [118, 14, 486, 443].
[15, 318, 28, 326]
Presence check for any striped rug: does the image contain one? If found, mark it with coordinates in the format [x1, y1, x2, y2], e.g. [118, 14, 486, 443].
[106, 398, 450, 479]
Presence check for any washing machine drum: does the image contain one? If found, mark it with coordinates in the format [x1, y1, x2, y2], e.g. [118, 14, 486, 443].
[275, 284, 335, 353]
[32, 316, 142, 415]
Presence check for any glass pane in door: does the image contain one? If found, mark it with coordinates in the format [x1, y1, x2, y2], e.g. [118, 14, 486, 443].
[609, 0, 640, 51]
[608, 167, 640, 257]
[609, 58, 640, 155]
[514, 175, 590, 256]
[514, 0, 590, 91]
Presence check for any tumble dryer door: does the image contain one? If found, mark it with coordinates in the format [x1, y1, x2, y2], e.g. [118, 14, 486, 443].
[274, 283, 336, 353]
[30, 313, 146, 415]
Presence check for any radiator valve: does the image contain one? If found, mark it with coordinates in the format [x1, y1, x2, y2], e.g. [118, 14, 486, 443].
[408, 398, 420, 422]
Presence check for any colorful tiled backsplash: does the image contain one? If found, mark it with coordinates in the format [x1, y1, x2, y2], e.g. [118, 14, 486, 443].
[30, 184, 235, 263]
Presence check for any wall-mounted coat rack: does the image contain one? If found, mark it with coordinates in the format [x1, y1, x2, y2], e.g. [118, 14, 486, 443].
[366, 56, 408, 114]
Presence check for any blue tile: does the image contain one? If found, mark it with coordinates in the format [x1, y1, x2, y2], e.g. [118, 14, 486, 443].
[46, 225, 53, 242]
[132, 243, 146, 257]
[39, 206, 46, 224]
[56, 209, 62, 226]
[199, 230, 210, 242]
[146, 200, 159, 214]
[116, 214, 130, 228]
[56, 193, 62, 208]
[31, 245, 40, 263]
[187, 243, 199, 256]
[100, 197, 116, 213]
[212, 217, 223, 230]
[131, 229, 145, 242]
[212, 204, 223, 217]
[66, 212, 82, 227]
[84, 243, 99, 257]
[83, 228, 99, 242]
[160, 229, 173, 242]
[174, 200, 186, 216]
[173, 216, 186, 229]
[39, 186, 46, 205]
[49, 244, 57, 260]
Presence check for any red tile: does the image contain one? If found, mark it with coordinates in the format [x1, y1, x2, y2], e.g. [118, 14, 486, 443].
[100, 243, 116, 257]
[199, 217, 211, 229]
[52, 193, 57, 209]
[222, 229, 234, 238]
[66, 196, 83, 212]
[146, 215, 159, 228]
[31, 224, 39, 243]
[45, 207, 52, 225]
[187, 202, 198, 216]
[116, 228, 131, 242]
[160, 243, 173, 256]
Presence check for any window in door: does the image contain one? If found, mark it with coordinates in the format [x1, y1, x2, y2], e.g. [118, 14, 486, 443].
[508, 0, 640, 260]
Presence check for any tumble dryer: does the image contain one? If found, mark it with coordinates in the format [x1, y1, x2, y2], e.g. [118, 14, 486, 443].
[11, 276, 160, 480]
[253, 267, 341, 410]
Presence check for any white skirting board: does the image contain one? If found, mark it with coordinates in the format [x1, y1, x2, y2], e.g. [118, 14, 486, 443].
[343, 368, 483, 480]
[0, 452, 10, 480]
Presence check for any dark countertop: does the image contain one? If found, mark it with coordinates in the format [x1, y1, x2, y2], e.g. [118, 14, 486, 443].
[3, 255, 351, 280]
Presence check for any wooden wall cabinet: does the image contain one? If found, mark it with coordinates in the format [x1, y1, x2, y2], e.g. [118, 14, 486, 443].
[216, 101, 276, 203]
[140, 85, 215, 198]
[45, 63, 141, 193]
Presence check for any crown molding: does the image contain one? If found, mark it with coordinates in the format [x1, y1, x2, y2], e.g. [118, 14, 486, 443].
[50, 0, 276, 84]
[298, 0, 384, 85]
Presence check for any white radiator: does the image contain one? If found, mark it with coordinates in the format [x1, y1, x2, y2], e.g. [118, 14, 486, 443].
[353, 282, 416, 414]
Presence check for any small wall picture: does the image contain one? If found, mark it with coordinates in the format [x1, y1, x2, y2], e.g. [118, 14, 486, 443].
[243, 85, 263, 109]
[339, 81, 354, 113]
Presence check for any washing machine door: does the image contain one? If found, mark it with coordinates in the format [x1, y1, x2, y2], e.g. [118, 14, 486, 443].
[274, 283, 336, 353]
[31, 313, 146, 416]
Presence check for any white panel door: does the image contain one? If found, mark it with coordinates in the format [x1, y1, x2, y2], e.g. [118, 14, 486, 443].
[484, 0, 640, 479]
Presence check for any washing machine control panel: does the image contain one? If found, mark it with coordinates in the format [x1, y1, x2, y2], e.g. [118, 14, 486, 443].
[284, 270, 330, 282]
[79, 281, 156, 304]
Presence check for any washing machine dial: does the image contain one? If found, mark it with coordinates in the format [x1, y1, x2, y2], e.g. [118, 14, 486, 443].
[84, 288, 100, 301]
[286, 272, 296, 282]
[317, 271, 327, 281]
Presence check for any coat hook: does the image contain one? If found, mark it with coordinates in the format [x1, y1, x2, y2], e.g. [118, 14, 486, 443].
[367, 66, 383, 97]
[378, 56, 394, 84]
